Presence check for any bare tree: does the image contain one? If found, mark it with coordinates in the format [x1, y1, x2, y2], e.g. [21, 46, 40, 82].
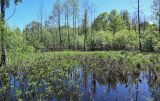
[131, 12, 138, 31]
[82, 0, 90, 51]
[89, 3, 96, 51]
[53, 0, 63, 51]
[38, 0, 44, 43]
[137, 0, 142, 51]
[64, 0, 71, 49]
[70, 0, 79, 50]
[151, 0, 160, 34]
[82, 9, 88, 51]
[130, 0, 142, 51]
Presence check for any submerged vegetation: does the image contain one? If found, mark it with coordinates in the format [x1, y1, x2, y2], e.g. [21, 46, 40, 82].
[0, 0, 160, 101]
[0, 51, 160, 100]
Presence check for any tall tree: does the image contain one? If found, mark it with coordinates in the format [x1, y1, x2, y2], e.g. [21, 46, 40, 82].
[82, 0, 90, 51]
[108, 9, 125, 49]
[53, 0, 63, 51]
[137, 0, 142, 51]
[82, 9, 88, 51]
[151, 0, 160, 34]
[120, 10, 131, 30]
[23, 21, 43, 51]
[89, 3, 96, 51]
[0, 0, 22, 67]
[92, 12, 109, 31]
[39, 0, 44, 42]
[64, 0, 71, 49]
[108, 9, 125, 35]
[69, 0, 79, 49]
[131, 12, 138, 31]
[44, 15, 58, 50]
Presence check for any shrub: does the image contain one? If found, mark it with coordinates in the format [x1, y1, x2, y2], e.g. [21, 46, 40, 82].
[113, 29, 139, 50]
[87, 31, 113, 50]
[142, 31, 159, 51]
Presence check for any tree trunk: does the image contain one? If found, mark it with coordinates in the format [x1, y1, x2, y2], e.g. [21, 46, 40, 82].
[72, 11, 75, 50]
[84, 31, 86, 51]
[1, 0, 7, 67]
[159, 0, 160, 35]
[83, 9, 88, 51]
[74, 13, 77, 50]
[58, 13, 62, 51]
[67, 8, 71, 49]
[90, 10, 93, 51]
[138, 0, 142, 51]
[77, 14, 80, 50]
[40, 2, 43, 45]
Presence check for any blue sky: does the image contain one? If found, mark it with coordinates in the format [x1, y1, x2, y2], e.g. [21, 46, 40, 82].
[6, 0, 153, 30]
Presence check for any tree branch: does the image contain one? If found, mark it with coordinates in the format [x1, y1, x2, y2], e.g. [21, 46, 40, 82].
[6, 5, 16, 21]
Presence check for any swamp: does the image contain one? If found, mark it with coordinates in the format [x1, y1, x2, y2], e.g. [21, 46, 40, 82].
[0, 0, 160, 101]
[0, 51, 160, 101]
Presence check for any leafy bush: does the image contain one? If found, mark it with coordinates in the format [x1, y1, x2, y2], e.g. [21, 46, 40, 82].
[75, 35, 84, 49]
[113, 29, 139, 50]
[87, 31, 113, 50]
[142, 31, 160, 51]
[154, 41, 160, 52]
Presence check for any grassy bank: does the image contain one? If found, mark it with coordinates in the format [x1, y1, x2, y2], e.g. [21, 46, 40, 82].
[8, 51, 160, 69]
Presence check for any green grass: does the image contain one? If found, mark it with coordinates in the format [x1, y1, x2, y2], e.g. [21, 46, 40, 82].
[1, 51, 160, 100]
[8, 51, 160, 70]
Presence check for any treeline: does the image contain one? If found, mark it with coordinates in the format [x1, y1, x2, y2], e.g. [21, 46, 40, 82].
[21, 0, 160, 52]
[1, 0, 160, 61]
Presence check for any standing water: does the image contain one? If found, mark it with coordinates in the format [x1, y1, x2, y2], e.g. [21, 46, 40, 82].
[0, 54, 160, 101]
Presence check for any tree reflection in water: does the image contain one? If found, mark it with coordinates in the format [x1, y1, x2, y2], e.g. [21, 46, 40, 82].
[0, 56, 160, 101]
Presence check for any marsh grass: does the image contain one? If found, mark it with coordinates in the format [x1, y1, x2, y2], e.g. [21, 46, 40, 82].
[0, 51, 159, 100]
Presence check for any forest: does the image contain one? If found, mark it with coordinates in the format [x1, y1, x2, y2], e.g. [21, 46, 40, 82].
[0, 0, 160, 101]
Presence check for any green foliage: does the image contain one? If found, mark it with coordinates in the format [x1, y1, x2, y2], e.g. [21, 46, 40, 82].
[113, 30, 139, 50]
[0, 0, 160, 100]
[154, 41, 160, 52]
[108, 9, 126, 34]
[7, 28, 24, 52]
[92, 12, 109, 31]
[14, 8, 159, 52]
[151, 0, 160, 25]
[75, 35, 84, 49]
[120, 10, 131, 30]
[23, 21, 44, 51]
[86, 30, 138, 50]
[87, 31, 113, 50]
[142, 32, 155, 51]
